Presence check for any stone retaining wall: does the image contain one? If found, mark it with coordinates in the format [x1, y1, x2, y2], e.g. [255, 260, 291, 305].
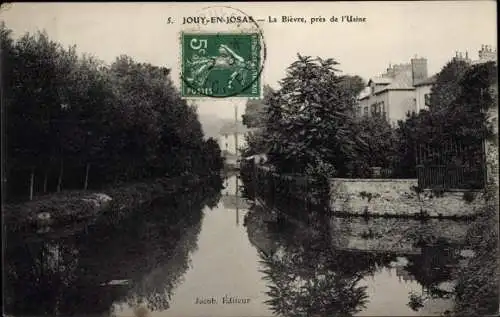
[329, 178, 485, 218]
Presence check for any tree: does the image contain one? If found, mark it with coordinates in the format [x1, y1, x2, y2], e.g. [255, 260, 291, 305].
[450, 61, 496, 144]
[2, 22, 224, 201]
[262, 55, 363, 176]
[394, 59, 496, 183]
[429, 58, 471, 113]
[5, 29, 72, 196]
[242, 84, 275, 128]
[351, 115, 398, 177]
[202, 138, 224, 172]
[393, 111, 424, 178]
[240, 129, 268, 158]
[338, 75, 366, 103]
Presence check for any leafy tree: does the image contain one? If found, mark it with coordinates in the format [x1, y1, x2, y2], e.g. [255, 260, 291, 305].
[240, 129, 268, 157]
[262, 55, 363, 176]
[2, 23, 223, 201]
[429, 58, 470, 113]
[393, 111, 423, 178]
[338, 75, 366, 104]
[351, 115, 398, 177]
[242, 84, 275, 128]
[202, 138, 224, 172]
[394, 58, 496, 184]
[450, 61, 496, 144]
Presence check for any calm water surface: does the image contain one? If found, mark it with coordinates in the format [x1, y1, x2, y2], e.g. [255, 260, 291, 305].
[4, 175, 473, 317]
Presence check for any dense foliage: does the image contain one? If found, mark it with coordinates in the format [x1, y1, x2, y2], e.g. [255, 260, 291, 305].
[394, 59, 496, 179]
[241, 54, 390, 178]
[260, 55, 364, 176]
[241, 54, 495, 185]
[242, 84, 275, 129]
[1, 22, 223, 201]
[453, 183, 499, 316]
[351, 115, 398, 177]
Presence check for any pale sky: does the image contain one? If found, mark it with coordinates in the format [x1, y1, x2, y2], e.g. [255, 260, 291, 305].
[0, 2, 497, 119]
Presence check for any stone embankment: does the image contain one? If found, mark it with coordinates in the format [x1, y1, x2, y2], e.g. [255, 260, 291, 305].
[329, 178, 485, 218]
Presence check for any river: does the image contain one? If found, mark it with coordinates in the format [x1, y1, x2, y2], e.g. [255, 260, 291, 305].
[3, 175, 486, 317]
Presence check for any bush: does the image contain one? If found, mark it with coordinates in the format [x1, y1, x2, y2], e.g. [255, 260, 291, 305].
[453, 184, 499, 316]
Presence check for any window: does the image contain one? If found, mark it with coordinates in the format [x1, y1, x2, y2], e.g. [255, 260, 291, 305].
[424, 93, 431, 107]
[371, 102, 383, 117]
[225, 143, 228, 149]
[224, 134, 228, 139]
[363, 107, 369, 116]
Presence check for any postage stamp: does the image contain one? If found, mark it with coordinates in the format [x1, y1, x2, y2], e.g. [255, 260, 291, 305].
[181, 32, 262, 98]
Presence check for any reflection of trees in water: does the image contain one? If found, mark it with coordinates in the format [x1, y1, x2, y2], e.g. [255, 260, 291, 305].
[258, 215, 395, 317]
[4, 179, 222, 316]
[260, 250, 368, 317]
[405, 239, 460, 296]
[122, 216, 204, 312]
[247, 192, 469, 316]
[4, 238, 80, 315]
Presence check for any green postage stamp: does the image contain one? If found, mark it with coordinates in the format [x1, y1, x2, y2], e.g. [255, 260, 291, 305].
[181, 32, 262, 98]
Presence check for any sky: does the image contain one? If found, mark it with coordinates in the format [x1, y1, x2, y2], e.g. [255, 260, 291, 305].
[0, 2, 497, 120]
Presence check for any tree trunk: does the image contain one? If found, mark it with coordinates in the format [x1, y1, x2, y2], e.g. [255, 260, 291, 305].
[29, 167, 35, 201]
[43, 170, 48, 193]
[83, 163, 90, 190]
[56, 160, 64, 192]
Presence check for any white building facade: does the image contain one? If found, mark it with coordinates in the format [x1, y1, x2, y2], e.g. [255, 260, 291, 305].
[357, 45, 497, 123]
[218, 121, 249, 157]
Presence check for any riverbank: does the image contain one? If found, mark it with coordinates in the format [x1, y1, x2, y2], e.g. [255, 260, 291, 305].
[3, 173, 221, 232]
[242, 163, 485, 219]
[452, 183, 499, 316]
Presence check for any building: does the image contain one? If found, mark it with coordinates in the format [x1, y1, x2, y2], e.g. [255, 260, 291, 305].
[357, 45, 497, 125]
[413, 74, 436, 113]
[218, 121, 250, 155]
[218, 121, 254, 167]
[475, 44, 497, 64]
[357, 57, 431, 125]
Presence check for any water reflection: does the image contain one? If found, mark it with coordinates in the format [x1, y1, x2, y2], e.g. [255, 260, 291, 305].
[244, 203, 468, 316]
[4, 176, 223, 317]
[4, 173, 492, 317]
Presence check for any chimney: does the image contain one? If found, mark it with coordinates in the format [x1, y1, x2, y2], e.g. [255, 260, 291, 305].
[478, 44, 497, 62]
[385, 64, 395, 77]
[411, 56, 428, 85]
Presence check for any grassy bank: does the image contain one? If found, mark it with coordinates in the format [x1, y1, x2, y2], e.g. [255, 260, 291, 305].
[3, 173, 216, 232]
[453, 183, 499, 316]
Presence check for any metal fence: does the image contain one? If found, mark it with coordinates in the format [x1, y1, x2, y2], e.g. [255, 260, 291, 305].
[416, 165, 485, 190]
[416, 138, 486, 190]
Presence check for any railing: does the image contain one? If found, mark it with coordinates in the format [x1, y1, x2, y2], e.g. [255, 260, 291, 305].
[415, 137, 487, 190]
[416, 165, 485, 190]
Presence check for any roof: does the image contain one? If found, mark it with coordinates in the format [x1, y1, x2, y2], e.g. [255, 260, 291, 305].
[219, 121, 249, 135]
[471, 58, 498, 65]
[368, 77, 392, 85]
[374, 70, 414, 94]
[358, 87, 372, 100]
[414, 74, 437, 87]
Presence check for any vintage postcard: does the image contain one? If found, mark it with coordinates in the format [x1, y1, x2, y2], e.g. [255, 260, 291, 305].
[1, 2, 498, 317]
